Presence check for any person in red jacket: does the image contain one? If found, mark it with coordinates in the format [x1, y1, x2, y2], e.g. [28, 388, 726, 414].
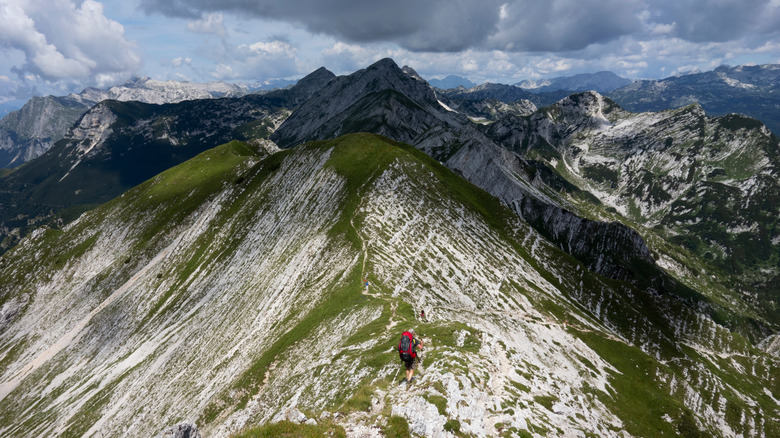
[399, 330, 423, 384]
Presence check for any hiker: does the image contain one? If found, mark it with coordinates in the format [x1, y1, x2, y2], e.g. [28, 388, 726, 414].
[398, 330, 423, 384]
[420, 309, 426, 321]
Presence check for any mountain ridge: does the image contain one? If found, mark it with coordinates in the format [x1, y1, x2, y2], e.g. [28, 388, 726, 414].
[608, 64, 780, 134]
[269, 60, 769, 338]
[517, 71, 632, 93]
[0, 75, 305, 169]
[1, 133, 776, 437]
[0, 67, 335, 252]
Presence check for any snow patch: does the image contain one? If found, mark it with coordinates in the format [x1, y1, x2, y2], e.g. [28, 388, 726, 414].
[438, 100, 458, 113]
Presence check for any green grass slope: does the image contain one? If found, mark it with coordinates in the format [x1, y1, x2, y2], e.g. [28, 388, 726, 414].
[0, 134, 776, 437]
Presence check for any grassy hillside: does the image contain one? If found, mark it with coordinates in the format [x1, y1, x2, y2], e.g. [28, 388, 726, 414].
[0, 134, 776, 437]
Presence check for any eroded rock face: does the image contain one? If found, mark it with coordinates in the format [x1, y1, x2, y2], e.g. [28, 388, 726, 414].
[0, 294, 28, 332]
[514, 195, 654, 282]
[69, 103, 118, 157]
[158, 422, 201, 438]
[0, 96, 91, 167]
[483, 91, 779, 318]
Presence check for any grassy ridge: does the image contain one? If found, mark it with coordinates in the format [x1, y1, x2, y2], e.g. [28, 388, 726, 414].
[2, 133, 777, 437]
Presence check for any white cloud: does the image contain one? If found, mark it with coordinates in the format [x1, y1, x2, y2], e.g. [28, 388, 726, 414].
[209, 40, 302, 79]
[211, 63, 235, 79]
[538, 59, 574, 73]
[649, 22, 676, 36]
[172, 57, 192, 67]
[186, 12, 226, 36]
[246, 41, 295, 55]
[461, 59, 479, 73]
[0, 0, 140, 84]
[499, 3, 509, 20]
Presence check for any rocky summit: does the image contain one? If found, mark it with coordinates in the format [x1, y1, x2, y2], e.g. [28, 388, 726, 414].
[0, 59, 778, 438]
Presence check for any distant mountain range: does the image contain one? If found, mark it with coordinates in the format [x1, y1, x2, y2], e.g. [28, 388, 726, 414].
[435, 64, 780, 135]
[608, 64, 780, 134]
[517, 71, 633, 93]
[0, 77, 294, 169]
[6, 64, 780, 171]
[427, 75, 477, 89]
[0, 68, 334, 251]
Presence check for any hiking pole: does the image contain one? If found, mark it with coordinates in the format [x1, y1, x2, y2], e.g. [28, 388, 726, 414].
[393, 364, 401, 382]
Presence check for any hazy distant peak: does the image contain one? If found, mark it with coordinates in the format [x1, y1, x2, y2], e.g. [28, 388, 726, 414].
[428, 75, 476, 89]
[517, 71, 632, 93]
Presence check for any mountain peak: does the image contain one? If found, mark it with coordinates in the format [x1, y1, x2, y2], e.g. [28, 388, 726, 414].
[401, 65, 423, 81]
[367, 57, 400, 71]
[292, 66, 336, 91]
[546, 91, 619, 128]
[303, 66, 335, 80]
[428, 75, 476, 89]
[271, 59, 447, 148]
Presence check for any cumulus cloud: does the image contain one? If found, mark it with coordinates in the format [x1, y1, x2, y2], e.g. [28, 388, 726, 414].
[0, 0, 140, 86]
[171, 56, 192, 67]
[209, 39, 301, 79]
[320, 42, 395, 73]
[139, 0, 780, 54]
[186, 12, 226, 36]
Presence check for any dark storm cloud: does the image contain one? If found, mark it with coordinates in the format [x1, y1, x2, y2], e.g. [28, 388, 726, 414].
[650, 0, 778, 42]
[139, 0, 780, 53]
[488, 0, 644, 52]
[140, 0, 505, 51]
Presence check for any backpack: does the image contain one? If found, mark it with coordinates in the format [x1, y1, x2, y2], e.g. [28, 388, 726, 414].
[399, 331, 416, 361]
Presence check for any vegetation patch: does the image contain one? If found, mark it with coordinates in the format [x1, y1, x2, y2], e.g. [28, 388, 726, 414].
[341, 382, 375, 413]
[383, 416, 411, 438]
[233, 420, 346, 438]
[423, 394, 448, 416]
[578, 332, 702, 437]
[581, 163, 619, 184]
[444, 418, 461, 434]
[533, 395, 558, 411]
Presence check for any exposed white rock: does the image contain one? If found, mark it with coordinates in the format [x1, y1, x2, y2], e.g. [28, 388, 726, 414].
[68, 102, 117, 156]
[157, 422, 202, 438]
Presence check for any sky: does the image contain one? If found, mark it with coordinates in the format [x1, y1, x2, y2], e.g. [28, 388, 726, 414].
[2, 0, 780, 110]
